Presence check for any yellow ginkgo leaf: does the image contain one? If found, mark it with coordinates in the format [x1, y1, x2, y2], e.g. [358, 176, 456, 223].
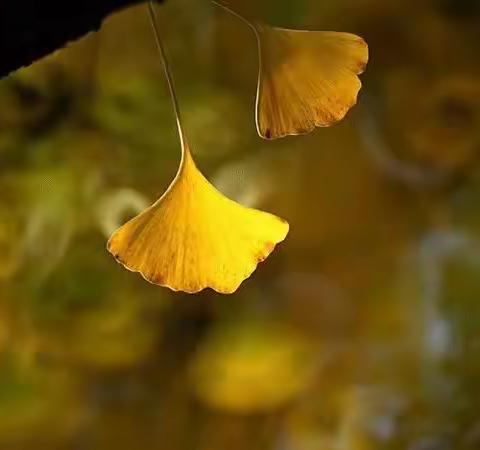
[255, 26, 368, 139]
[107, 144, 289, 294]
[107, 3, 288, 294]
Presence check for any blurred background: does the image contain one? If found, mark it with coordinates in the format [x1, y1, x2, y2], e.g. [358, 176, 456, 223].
[0, 0, 480, 448]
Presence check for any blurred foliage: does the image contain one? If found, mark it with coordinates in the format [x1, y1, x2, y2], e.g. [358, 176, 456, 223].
[0, 0, 479, 448]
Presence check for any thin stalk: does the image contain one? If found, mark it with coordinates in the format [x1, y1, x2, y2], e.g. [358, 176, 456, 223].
[212, 1, 263, 136]
[147, 2, 188, 155]
[211, 1, 259, 36]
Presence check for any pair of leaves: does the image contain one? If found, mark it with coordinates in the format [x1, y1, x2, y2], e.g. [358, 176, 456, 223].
[108, 2, 368, 294]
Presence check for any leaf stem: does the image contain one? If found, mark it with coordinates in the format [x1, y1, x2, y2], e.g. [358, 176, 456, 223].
[211, 1, 259, 35]
[147, 1, 188, 155]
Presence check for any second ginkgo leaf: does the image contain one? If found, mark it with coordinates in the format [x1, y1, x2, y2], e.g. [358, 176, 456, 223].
[256, 26, 368, 139]
[214, 1, 369, 139]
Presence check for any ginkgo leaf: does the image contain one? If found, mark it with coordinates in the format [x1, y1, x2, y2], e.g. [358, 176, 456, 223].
[255, 26, 368, 139]
[107, 3, 288, 294]
[107, 144, 289, 294]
